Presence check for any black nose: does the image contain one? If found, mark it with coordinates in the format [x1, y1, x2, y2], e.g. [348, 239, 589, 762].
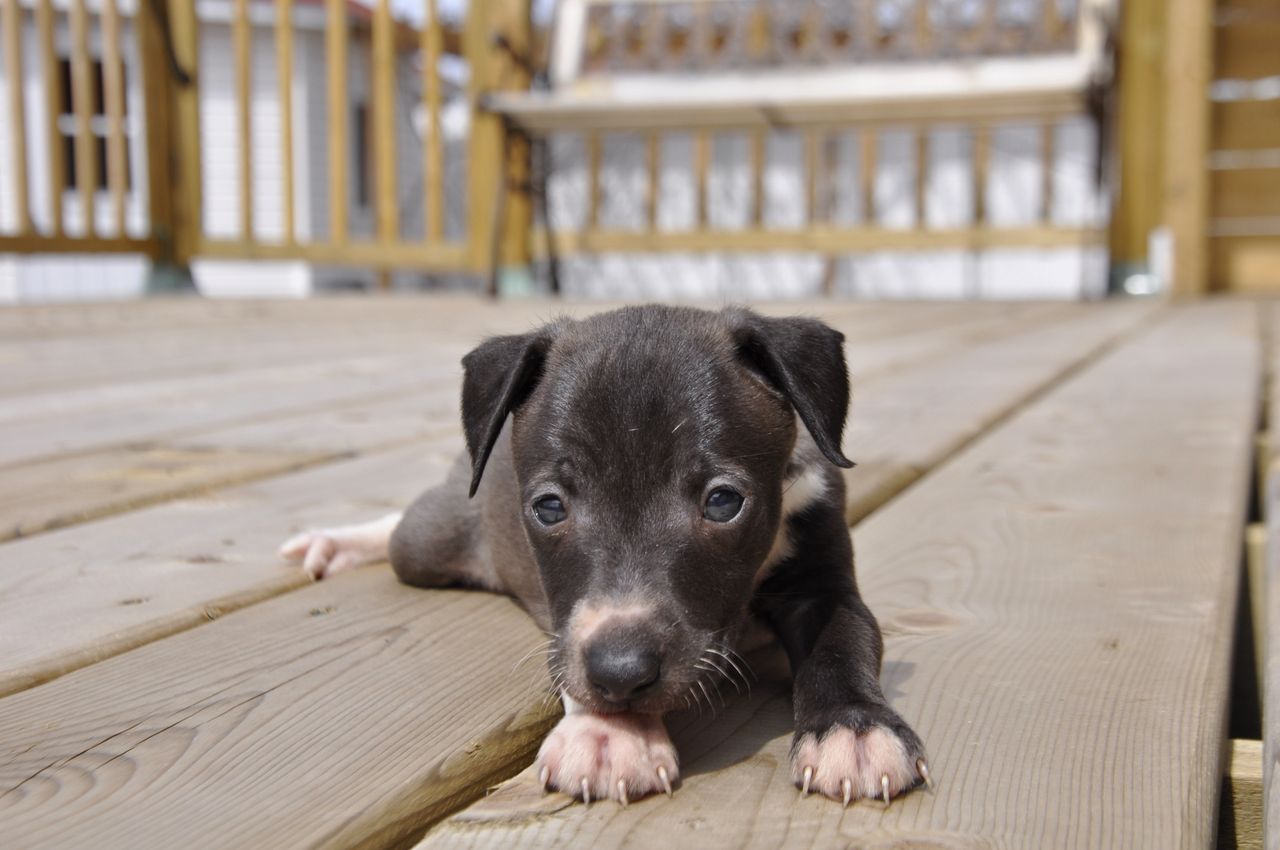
[584, 640, 661, 703]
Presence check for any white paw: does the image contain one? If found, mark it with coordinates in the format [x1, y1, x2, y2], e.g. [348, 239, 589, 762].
[535, 711, 679, 806]
[791, 725, 929, 806]
[277, 512, 401, 580]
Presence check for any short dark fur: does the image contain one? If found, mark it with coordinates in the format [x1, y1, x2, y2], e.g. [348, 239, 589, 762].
[390, 304, 923, 782]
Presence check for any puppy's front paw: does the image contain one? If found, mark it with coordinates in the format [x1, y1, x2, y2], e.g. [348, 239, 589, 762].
[277, 513, 400, 580]
[791, 707, 929, 806]
[535, 711, 679, 806]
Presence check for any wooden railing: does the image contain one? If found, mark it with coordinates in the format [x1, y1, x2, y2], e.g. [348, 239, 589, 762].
[0, 0, 530, 279]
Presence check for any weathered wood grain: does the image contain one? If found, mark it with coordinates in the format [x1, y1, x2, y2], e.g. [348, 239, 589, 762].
[0, 305, 1144, 699]
[0, 303, 1064, 543]
[1264, 303, 1280, 850]
[0, 437, 461, 697]
[421, 301, 1259, 849]
[0, 568, 559, 850]
[842, 300, 1156, 523]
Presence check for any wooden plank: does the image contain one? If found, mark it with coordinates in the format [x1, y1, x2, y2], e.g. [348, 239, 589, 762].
[68, 0, 96, 237]
[1164, 0, 1214, 296]
[35, 0, 65, 237]
[0, 303, 1160, 848]
[0, 305, 1127, 694]
[644, 130, 659, 230]
[0, 437, 461, 698]
[861, 127, 877, 224]
[1223, 739, 1263, 850]
[424, 300, 1258, 849]
[1214, 100, 1280, 152]
[1214, 168, 1280, 220]
[585, 132, 601, 228]
[137, 0, 174, 260]
[2, 380, 463, 543]
[0, 566, 559, 849]
[276, 0, 295, 243]
[325, 0, 349, 244]
[973, 123, 990, 225]
[1041, 119, 1056, 223]
[423, 0, 443, 242]
[0, 350, 466, 465]
[100, 0, 128, 235]
[372, 0, 398, 243]
[1212, 236, 1280, 292]
[2, 0, 31, 234]
[693, 129, 709, 228]
[749, 128, 765, 228]
[168, 0, 203, 264]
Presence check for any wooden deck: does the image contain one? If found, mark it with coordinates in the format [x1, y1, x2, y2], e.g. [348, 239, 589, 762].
[0, 296, 1267, 849]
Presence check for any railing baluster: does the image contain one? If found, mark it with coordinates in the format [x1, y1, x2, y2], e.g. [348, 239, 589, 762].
[645, 131, 660, 231]
[422, 0, 442, 242]
[2, 0, 31, 234]
[973, 124, 990, 227]
[326, 0, 349, 244]
[276, 0, 295, 243]
[69, 0, 95, 237]
[233, 0, 252, 239]
[915, 126, 929, 228]
[1041, 121, 1056, 224]
[694, 129, 709, 229]
[586, 132, 601, 230]
[372, 0, 397, 245]
[750, 128, 765, 227]
[101, 0, 127, 236]
[806, 128, 824, 225]
[860, 128, 877, 225]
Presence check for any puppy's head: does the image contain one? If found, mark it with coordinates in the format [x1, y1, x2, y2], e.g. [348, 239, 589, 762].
[461, 305, 851, 713]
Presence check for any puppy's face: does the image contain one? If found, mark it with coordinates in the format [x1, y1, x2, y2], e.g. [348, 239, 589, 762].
[461, 306, 851, 714]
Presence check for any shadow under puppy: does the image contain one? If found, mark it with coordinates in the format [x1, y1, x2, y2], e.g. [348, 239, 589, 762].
[280, 304, 929, 807]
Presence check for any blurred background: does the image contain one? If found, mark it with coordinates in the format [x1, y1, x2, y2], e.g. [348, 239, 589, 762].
[0, 0, 1274, 302]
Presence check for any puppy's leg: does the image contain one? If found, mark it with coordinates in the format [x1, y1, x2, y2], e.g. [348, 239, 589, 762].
[534, 695, 679, 805]
[754, 505, 928, 806]
[279, 512, 402, 580]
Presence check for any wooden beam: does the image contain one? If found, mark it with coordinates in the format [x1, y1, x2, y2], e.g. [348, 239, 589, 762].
[535, 224, 1107, 258]
[1221, 738, 1263, 850]
[1041, 120, 1056, 224]
[196, 237, 469, 271]
[2, 0, 31, 234]
[693, 129, 709, 228]
[860, 127, 877, 225]
[1163, 0, 1214, 296]
[0, 233, 159, 254]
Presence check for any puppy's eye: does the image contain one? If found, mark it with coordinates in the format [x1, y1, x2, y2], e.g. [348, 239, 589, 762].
[533, 495, 567, 525]
[704, 488, 744, 522]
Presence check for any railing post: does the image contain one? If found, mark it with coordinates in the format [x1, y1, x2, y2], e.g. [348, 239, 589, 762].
[465, 0, 532, 293]
[1162, 0, 1213, 297]
[138, 0, 200, 293]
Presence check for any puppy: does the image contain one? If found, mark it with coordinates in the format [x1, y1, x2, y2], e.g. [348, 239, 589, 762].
[280, 304, 928, 807]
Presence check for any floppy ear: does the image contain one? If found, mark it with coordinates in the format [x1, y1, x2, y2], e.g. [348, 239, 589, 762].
[460, 331, 553, 497]
[730, 311, 854, 468]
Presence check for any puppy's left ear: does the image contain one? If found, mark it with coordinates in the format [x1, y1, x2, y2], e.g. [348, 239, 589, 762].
[461, 330, 554, 497]
[731, 311, 854, 468]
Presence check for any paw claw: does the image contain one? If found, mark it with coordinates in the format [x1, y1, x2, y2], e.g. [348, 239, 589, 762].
[658, 765, 673, 797]
[801, 765, 813, 796]
[539, 765, 550, 793]
[581, 777, 590, 806]
[618, 780, 628, 807]
[841, 778, 852, 808]
[882, 774, 890, 806]
[917, 759, 934, 790]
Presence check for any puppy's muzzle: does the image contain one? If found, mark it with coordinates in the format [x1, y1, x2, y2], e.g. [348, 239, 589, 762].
[584, 628, 662, 705]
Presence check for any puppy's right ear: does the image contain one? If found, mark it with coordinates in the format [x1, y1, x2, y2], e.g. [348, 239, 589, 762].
[461, 331, 553, 497]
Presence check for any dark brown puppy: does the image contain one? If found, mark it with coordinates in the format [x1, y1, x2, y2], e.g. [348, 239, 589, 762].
[280, 304, 928, 806]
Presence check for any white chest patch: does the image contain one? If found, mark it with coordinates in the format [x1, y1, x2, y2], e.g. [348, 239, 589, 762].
[757, 463, 828, 585]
